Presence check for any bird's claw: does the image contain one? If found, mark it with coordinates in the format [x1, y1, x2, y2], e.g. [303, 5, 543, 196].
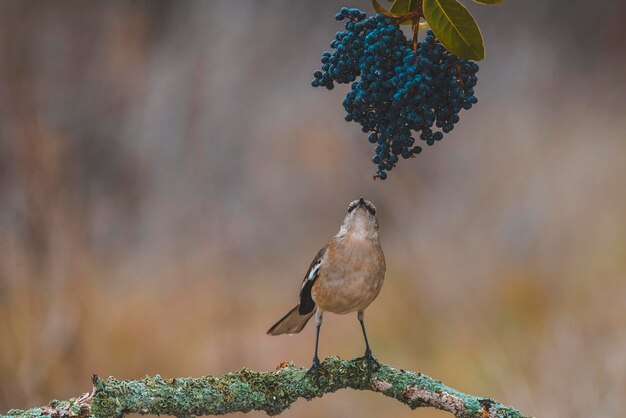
[312, 355, 321, 370]
[306, 355, 322, 382]
[357, 349, 379, 376]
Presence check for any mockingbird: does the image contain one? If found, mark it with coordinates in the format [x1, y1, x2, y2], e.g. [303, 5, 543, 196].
[268, 197, 386, 371]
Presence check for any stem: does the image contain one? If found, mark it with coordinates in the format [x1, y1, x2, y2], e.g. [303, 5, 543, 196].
[412, 18, 420, 52]
[412, 1, 424, 52]
[395, 12, 421, 25]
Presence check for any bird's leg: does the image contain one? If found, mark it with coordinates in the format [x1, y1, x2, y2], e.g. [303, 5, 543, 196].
[357, 310, 377, 374]
[310, 309, 323, 374]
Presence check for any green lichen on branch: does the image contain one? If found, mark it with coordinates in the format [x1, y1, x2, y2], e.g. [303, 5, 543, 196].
[2, 357, 531, 418]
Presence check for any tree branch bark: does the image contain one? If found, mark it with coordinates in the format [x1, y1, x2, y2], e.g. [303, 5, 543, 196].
[2, 356, 530, 418]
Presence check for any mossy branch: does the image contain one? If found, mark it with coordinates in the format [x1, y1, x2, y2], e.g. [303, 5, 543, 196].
[2, 357, 530, 418]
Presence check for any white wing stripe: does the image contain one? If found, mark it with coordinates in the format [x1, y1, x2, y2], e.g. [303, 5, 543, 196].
[302, 259, 322, 289]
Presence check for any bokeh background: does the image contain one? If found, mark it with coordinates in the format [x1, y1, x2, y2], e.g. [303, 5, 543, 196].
[1, 1, 625, 417]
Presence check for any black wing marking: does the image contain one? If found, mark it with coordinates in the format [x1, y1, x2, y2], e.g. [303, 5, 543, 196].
[298, 245, 327, 315]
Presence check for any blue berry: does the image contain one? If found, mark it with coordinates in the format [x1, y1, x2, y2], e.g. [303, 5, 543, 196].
[312, 10, 479, 178]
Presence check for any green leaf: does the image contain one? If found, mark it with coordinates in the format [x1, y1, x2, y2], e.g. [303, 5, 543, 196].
[473, 0, 503, 4]
[391, 0, 412, 14]
[392, 0, 419, 25]
[371, 0, 405, 18]
[423, 0, 485, 60]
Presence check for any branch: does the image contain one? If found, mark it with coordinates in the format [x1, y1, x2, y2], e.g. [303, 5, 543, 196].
[2, 357, 530, 418]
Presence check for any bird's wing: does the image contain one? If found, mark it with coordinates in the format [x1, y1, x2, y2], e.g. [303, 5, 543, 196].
[298, 244, 327, 315]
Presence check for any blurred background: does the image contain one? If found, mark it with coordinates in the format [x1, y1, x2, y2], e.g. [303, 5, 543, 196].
[0, 1, 625, 417]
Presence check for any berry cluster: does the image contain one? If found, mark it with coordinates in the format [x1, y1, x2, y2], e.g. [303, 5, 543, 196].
[312, 8, 479, 179]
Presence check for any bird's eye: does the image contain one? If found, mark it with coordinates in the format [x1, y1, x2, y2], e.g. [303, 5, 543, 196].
[365, 204, 376, 215]
[347, 202, 358, 212]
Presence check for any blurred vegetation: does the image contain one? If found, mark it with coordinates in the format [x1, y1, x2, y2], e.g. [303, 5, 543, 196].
[0, 1, 625, 418]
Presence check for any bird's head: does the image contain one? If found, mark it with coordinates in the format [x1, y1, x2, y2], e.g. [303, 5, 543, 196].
[337, 197, 379, 239]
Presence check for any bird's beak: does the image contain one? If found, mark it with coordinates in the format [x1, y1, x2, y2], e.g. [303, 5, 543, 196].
[358, 197, 365, 206]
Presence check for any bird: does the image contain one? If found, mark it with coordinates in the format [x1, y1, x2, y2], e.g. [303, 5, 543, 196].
[267, 197, 386, 372]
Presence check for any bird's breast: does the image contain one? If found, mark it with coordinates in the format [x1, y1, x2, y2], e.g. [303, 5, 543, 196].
[312, 237, 385, 315]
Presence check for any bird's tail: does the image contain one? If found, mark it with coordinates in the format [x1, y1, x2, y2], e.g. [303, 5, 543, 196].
[267, 305, 315, 335]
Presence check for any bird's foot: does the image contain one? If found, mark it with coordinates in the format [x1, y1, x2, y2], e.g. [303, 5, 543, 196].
[357, 348, 379, 376]
[311, 355, 320, 371]
[306, 355, 322, 382]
